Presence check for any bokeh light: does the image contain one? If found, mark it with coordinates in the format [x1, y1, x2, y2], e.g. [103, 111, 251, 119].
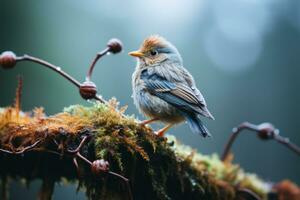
[204, 26, 262, 72]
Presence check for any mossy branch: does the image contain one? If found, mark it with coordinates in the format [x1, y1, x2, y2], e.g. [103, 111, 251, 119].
[0, 100, 299, 200]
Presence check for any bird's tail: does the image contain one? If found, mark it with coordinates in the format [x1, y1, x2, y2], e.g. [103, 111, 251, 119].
[185, 114, 211, 137]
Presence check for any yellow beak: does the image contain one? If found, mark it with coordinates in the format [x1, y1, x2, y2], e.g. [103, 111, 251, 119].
[128, 51, 144, 58]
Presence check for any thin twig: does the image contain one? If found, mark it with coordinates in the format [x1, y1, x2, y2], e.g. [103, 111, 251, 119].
[273, 134, 300, 156]
[76, 152, 92, 166]
[67, 136, 90, 154]
[86, 48, 110, 81]
[0, 139, 42, 155]
[15, 55, 106, 103]
[221, 122, 300, 161]
[109, 171, 133, 200]
[17, 55, 81, 88]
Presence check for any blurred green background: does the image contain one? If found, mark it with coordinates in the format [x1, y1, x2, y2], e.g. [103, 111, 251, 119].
[1, 0, 300, 199]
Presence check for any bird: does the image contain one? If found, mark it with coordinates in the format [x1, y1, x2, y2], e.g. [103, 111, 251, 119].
[129, 35, 214, 137]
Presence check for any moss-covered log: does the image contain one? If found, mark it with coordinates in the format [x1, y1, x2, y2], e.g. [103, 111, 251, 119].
[0, 99, 299, 200]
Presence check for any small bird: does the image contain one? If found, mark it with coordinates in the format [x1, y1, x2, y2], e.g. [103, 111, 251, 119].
[129, 35, 214, 137]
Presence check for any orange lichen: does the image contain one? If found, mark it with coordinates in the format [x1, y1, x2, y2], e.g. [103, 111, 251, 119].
[0, 107, 31, 130]
[0, 105, 93, 152]
[122, 135, 149, 161]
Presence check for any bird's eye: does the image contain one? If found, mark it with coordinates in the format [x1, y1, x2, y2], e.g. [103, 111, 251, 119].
[150, 50, 158, 56]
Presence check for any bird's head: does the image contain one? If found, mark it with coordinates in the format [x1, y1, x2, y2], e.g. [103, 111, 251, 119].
[129, 35, 182, 67]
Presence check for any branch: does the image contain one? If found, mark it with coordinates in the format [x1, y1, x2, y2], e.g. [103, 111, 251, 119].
[0, 102, 299, 200]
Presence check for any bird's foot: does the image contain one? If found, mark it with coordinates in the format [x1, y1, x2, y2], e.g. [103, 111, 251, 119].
[155, 124, 173, 137]
[139, 118, 158, 127]
[155, 130, 166, 137]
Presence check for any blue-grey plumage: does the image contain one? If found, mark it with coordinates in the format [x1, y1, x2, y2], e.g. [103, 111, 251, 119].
[129, 35, 214, 137]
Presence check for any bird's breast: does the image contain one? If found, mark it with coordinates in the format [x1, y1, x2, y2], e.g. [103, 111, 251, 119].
[132, 69, 184, 124]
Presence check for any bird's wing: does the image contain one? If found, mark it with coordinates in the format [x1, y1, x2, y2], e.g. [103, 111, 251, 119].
[180, 67, 207, 104]
[180, 66, 215, 120]
[141, 69, 206, 115]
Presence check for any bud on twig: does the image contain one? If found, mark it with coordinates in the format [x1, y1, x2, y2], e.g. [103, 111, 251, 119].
[0, 51, 17, 69]
[257, 123, 278, 140]
[91, 159, 110, 176]
[107, 38, 123, 54]
[79, 81, 97, 100]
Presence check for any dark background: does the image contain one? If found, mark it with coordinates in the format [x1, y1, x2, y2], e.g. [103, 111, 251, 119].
[1, 1, 300, 199]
